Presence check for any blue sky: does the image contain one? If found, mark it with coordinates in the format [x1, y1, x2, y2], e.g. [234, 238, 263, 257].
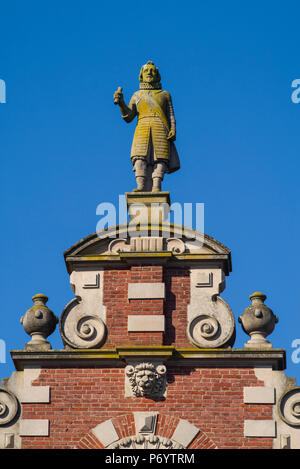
[1, 1, 300, 382]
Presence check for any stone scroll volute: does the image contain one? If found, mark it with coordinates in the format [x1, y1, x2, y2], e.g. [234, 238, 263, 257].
[187, 267, 235, 348]
[59, 269, 107, 349]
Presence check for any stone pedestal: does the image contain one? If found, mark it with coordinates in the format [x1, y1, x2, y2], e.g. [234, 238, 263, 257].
[125, 192, 171, 230]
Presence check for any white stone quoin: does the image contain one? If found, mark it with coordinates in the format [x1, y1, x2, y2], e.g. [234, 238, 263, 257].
[19, 367, 50, 403]
[243, 386, 275, 404]
[128, 282, 165, 299]
[19, 419, 49, 437]
[128, 315, 165, 332]
[244, 420, 276, 438]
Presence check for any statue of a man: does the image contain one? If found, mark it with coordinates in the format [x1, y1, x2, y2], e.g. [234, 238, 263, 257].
[114, 61, 180, 192]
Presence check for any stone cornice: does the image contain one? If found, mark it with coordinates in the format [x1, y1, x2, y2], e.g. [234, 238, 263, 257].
[65, 253, 230, 273]
[10, 347, 286, 371]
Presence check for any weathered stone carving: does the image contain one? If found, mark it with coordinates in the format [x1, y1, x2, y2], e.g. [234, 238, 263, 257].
[187, 268, 235, 348]
[114, 61, 180, 192]
[238, 292, 278, 349]
[108, 236, 186, 254]
[279, 387, 300, 427]
[130, 236, 164, 252]
[108, 434, 184, 449]
[166, 237, 185, 254]
[60, 269, 107, 349]
[125, 362, 167, 398]
[188, 298, 235, 348]
[20, 294, 58, 351]
[189, 315, 220, 342]
[108, 238, 131, 253]
[109, 237, 164, 253]
[0, 388, 18, 426]
[60, 297, 106, 349]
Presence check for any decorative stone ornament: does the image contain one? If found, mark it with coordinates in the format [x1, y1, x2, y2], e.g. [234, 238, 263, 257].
[59, 297, 107, 349]
[166, 238, 185, 254]
[108, 236, 186, 254]
[59, 269, 107, 349]
[279, 387, 300, 427]
[187, 268, 236, 348]
[125, 362, 167, 399]
[20, 294, 58, 351]
[238, 292, 278, 349]
[0, 388, 18, 426]
[108, 238, 131, 253]
[108, 434, 184, 449]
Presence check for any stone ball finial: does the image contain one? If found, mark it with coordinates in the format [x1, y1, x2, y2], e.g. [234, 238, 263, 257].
[238, 292, 278, 349]
[20, 294, 59, 351]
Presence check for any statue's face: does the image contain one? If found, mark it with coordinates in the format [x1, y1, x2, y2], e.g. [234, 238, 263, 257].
[142, 63, 158, 83]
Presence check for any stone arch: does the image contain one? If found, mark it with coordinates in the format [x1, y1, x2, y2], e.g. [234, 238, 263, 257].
[77, 413, 217, 449]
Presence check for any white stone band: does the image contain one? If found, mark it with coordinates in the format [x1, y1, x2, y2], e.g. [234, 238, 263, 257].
[244, 420, 276, 437]
[128, 315, 165, 332]
[243, 387, 275, 404]
[19, 419, 49, 436]
[128, 283, 165, 299]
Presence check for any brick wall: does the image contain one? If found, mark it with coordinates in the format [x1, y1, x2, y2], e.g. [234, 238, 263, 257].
[103, 265, 191, 348]
[21, 366, 273, 449]
[104, 266, 165, 347]
[163, 267, 190, 347]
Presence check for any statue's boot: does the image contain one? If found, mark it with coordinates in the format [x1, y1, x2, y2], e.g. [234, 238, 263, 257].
[152, 177, 162, 193]
[133, 176, 146, 192]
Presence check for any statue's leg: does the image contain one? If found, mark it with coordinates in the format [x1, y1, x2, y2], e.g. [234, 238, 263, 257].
[133, 158, 147, 192]
[152, 161, 167, 192]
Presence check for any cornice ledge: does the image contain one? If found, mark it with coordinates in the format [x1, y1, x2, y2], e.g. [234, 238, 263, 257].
[171, 348, 286, 370]
[116, 345, 175, 360]
[10, 347, 286, 371]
